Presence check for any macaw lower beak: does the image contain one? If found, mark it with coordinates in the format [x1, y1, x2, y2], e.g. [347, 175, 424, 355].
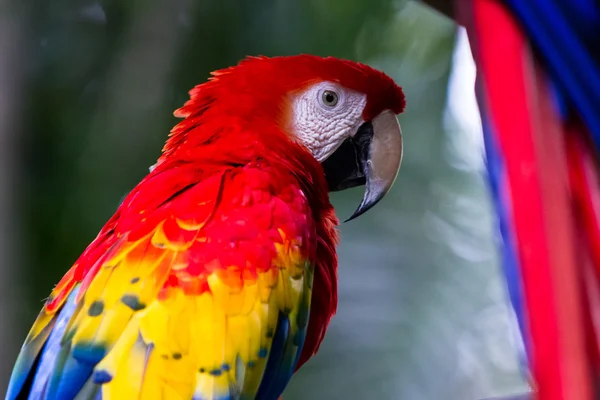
[322, 110, 403, 221]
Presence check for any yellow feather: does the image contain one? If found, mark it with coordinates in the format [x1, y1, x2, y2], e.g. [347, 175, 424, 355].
[103, 335, 147, 399]
[96, 313, 143, 397]
[138, 302, 169, 347]
[176, 217, 205, 231]
[25, 312, 55, 341]
[137, 351, 163, 400]
[91, 305, 135, 346]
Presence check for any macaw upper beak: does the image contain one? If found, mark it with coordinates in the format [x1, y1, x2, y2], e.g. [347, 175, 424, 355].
[322, 110, 403, 221]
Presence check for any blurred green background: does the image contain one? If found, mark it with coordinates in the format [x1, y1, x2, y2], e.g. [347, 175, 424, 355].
[0, 0, 529, 398]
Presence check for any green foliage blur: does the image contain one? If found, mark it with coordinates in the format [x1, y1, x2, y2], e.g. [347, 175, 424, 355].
[0, 0, 528, 398]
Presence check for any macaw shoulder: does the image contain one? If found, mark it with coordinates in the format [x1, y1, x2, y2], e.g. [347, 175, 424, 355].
[50, 162, 319, 311]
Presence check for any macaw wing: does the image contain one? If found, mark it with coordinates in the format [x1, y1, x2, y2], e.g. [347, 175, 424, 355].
[7, 166, 316, 400]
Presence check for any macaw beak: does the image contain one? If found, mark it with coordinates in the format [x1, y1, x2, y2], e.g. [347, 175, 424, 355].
[322, 110, 403, 222]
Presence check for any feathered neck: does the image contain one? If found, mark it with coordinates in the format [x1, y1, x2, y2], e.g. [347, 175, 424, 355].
[153, 85, 331, 219]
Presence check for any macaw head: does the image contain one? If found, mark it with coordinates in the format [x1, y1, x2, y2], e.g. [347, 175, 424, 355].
[171, 55, 405, 220]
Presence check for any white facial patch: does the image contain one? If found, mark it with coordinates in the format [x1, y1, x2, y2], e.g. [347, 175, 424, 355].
[291, 81, 367, 162]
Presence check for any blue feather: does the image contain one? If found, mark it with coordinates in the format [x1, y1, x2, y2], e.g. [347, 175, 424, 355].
[5, 319, 57, 400]
[46, 354, 95, 400]
[256, 312, 297, 400]
[26, 287, 80, 400]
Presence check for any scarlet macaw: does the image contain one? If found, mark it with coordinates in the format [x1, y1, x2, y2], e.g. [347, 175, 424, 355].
[6, 55, 405, 400]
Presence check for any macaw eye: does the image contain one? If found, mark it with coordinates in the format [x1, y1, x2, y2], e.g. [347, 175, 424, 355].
[321, 90, 339, 107]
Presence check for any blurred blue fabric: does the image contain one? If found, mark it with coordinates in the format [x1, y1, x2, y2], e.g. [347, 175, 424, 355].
[505, 0, 600, 145]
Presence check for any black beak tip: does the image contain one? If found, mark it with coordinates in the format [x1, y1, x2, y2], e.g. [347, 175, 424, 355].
[343, 182, 389, 222]
[343, 197, 381, 223]
[343, 208, 366, 223]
